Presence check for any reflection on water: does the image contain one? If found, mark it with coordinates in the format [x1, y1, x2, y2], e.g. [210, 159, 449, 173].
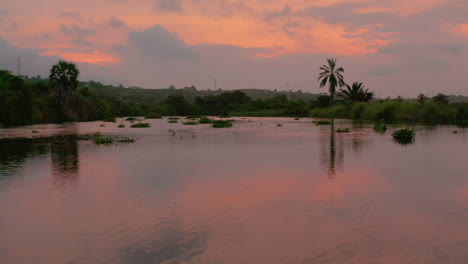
[0, 118, 467, 264]
[51, 140, 79, 190]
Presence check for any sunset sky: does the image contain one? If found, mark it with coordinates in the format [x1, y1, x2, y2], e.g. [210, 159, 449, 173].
[1, 0, 467, 96]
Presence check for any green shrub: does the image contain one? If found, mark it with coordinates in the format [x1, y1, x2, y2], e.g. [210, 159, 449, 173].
[199, 117, 213, 124]
[212, 120, 233, 128]
[131, 123, 150, 128]
[373, 123, 387, 132]
[392, 129, 415, 144]
[183, 121, 199, 125]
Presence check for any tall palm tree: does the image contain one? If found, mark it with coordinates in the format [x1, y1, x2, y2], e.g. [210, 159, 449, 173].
[318, 58, 345, 106]
[339, 82, 374, 103]
[49, 60, 80, 107]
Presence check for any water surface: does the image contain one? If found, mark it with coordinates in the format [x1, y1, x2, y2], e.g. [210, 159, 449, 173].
[0, 118, 467, 264]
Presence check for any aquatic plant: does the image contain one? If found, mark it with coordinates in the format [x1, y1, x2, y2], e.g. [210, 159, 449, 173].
[32, 130, 39, 133]
[92, 132, 135, 145]
[392, 129, 415, 144]
[118, 124, 125, 128]
[294, 118, 300, 120]
[168, 117, 180, 120]
[125, 117, 137, 121]
[218, 114, 231, 118]
[183, 121, 199, 125]
[336, 128, 350, 133]
[277, 124, 283, 127]
[199, 117, 214, 124]
[100, 124, 106, 127]
[312, 120, 332, 125]
[168, 120, 178, 123]
[101, 117, 116, 123]
[168, 129, 176, 136]
[130, 123, 150, 128]
[186, 115, 202, 119]
[212, 120, 233, 128]
[373, 123, 387, 133]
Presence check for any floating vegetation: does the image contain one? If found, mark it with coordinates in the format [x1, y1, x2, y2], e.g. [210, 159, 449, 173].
[145, 113, 163, 119]
[373, 123, 387, 133]
[125, 117, 138, 121]
[130, 123, 150, 128]
[168, 117, 180, 120]
[294, 117, 300, 120]
[392, 129, 415, 144]
[199, 117, 214, 124]
[32, 130, 39, 133]
[183, 121, 199, 125]
[212, 120, 233, 128]
[118, 124, 125, 128]
[336, 128, 350, 133]
[277, 124, 283, 127]
[91, 132, 135, 145]
[100, 124, 106, 127]
[168, 120, 178, 123]
[312, 120, 332, 125]
[186, 115, 202, 119]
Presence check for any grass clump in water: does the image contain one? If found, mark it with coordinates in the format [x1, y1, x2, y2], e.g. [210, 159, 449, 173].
[277, 124, 283, 127]
[130, 123, 150, 128]
[168, 117, 180, 120]
[199, 117, 214, 124]
[101, 117, 116, 123]
[125, 117, 138, 121]
[336, 128, 350, 133]
[392, 129, 415, 144]
[373, 123, 387, 133]
[118, 124, 125, 128]
[183, 121, 199, 125]
[212, 120, 233, 128]
[92, 132, 135, 145]
[168, 120, 178, 123]
[312, 120, 332, 125]
[32, 130, 39, 133]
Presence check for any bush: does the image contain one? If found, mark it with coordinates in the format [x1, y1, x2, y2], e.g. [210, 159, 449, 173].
[392, 129, 415, 144]
[183, 121, 199, 125]
[212, 120, 233, 128]
[199, 117, 213, 124]
[373, 123, 387, 132]
[130, 123, 150, 128]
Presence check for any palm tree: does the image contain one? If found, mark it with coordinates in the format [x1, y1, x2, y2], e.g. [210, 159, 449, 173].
[49, 60, 80, 107]
[339, 82, 374, 103]
[318, 58, 345, 106]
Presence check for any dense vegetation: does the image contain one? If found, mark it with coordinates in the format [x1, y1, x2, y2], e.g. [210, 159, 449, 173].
[1, 60, 467, 127]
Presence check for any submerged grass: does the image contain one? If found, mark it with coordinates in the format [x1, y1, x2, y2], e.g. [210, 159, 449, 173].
[130, 123, 150, 128]
[212, 120, 233, 128]
[336, 128, 350, 133]
[392, 129, 415, 145]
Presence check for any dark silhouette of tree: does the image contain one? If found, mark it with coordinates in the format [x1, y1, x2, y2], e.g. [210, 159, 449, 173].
[417, 93, 427, 105]
[49, 60, 80, 107]
[318, 58, 345, 106]
[432, 93, 449, 104]
[338, 82, 374, 103]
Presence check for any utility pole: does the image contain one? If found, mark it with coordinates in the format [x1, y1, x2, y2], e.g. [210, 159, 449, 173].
[17, 57, 21, 76]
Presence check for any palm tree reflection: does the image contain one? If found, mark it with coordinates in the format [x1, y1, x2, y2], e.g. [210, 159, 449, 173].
[320, 120, 344, 179]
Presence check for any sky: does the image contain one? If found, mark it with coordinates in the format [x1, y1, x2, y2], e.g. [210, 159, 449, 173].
[0, 0, 467, 97]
